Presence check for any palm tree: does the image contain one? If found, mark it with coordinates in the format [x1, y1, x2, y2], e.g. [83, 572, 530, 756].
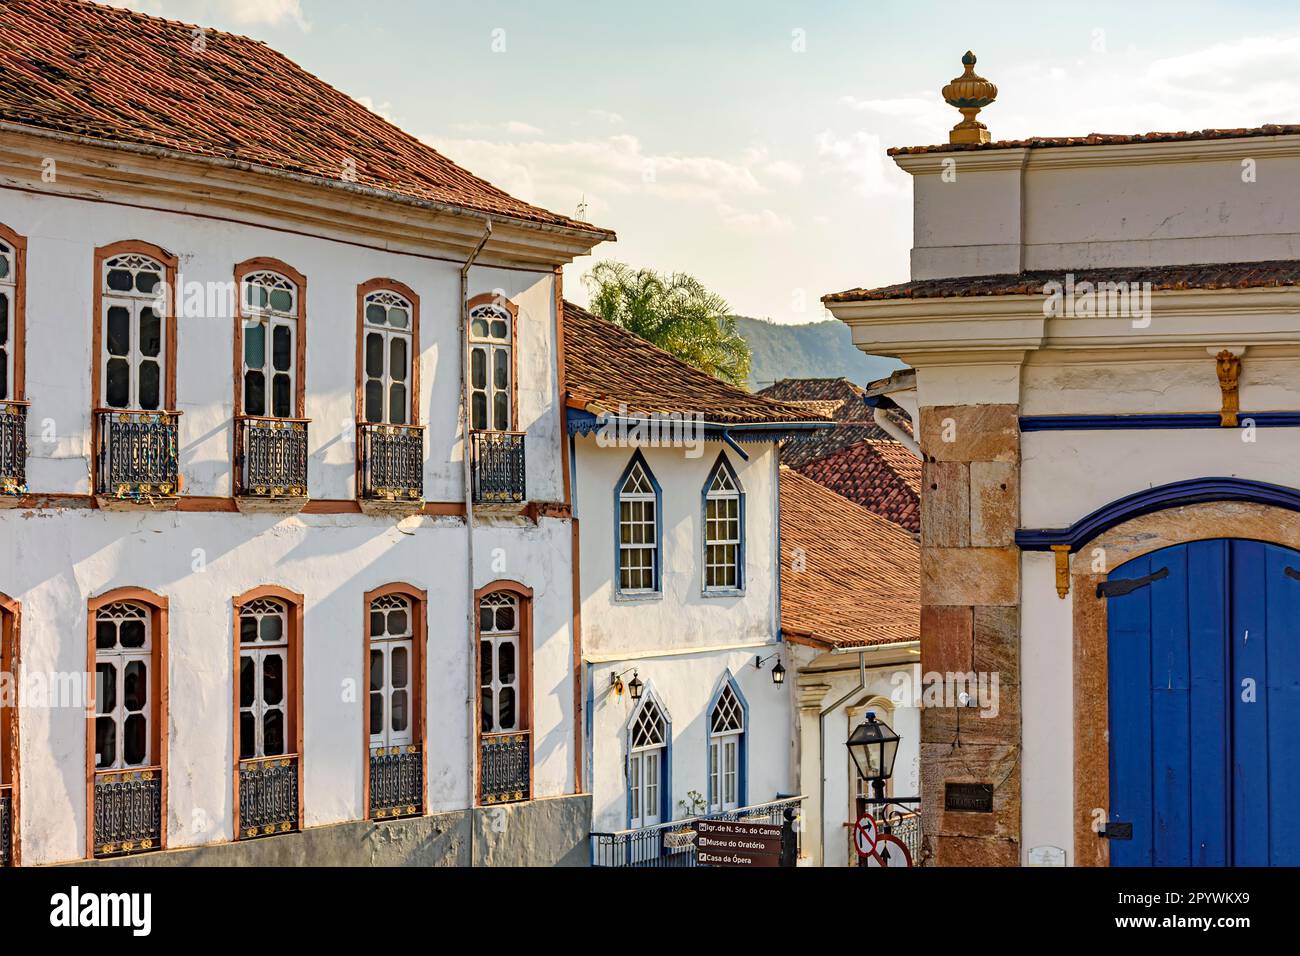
[583, 261, 752, 387]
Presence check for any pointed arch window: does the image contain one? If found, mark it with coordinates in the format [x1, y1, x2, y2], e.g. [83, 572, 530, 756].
[616, 452, 661, 594]
[708, 682, 746, 812]
[703, 454, 744, 592]
[628, 693, 669, 828]
[362, 288, 416, 425]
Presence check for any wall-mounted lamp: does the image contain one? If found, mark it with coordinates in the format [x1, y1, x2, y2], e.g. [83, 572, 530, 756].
[754, 653, 786, 686]
[609, 667, 644, 701]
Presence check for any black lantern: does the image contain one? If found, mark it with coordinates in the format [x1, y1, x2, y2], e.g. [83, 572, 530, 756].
[771, 661, 786, 685]
[627, 672, 644, 701]
[846, 711, 900, 789]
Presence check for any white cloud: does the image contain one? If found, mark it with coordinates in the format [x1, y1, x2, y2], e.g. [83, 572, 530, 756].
[452, 120, 545, 136]
[105, 0, 309, 30]
[815, 130, 907, 199]
[587, 109, 626, 125]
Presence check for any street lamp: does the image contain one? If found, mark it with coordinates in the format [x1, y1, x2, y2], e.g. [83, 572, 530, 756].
[846, 711, 900, 800]
[754, 652, 786, 686]
[627, 672, 644, 702]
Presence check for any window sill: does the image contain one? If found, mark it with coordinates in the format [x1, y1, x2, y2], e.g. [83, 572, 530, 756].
[701, 588, 746, 599]
[614, 590, 663, 604]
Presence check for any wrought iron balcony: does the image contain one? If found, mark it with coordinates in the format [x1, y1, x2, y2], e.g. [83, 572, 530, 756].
[479, 731, 530, 805]
[359, 423, 424, 503]
[93, 768, 162, 858]
[239, 755, 299, 839]
[94, 409, 180, 500]
[237, 416, 308, 499]
[0, 401, 27, 499]
[369, 745, 423, 819]
[471, 430, 526, 505]
[1, 786, 11, 867]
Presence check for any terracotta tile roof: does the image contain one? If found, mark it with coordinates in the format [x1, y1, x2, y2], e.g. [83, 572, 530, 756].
[562, 303, 831, 426]
[824, 259, 1300, 304]
[888, 125, 1300, 155]
[795, 439, 920, 533]
[758, 378, 874, 423]
[0, 0, 610, 237]
[779, 469, 919, 649]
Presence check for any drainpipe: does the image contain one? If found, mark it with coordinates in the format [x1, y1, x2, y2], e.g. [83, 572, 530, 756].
[461, 220, 492, 819]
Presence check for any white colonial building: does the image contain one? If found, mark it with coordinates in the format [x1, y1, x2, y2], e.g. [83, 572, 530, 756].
[559, 303, 830, 862]
[0, 0, 613, 866]
[826, 53, 1300, 867]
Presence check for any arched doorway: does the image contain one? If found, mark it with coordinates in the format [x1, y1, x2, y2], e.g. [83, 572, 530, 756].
[1106, 538, 1300, 866]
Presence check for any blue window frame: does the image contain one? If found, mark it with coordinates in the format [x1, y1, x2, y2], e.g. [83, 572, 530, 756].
[626, 687, 671, 828]
[702, 453, 744, 593]
[614, 450, 662, 595]
[706, 672, 748, 812]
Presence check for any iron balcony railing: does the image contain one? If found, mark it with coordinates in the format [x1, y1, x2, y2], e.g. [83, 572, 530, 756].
[857, 796, 925, 867]
[94, 409, 180, 499]
[239, 755, 299, 839]
[0, 401, 27, 497]
[479, 731, 530, 805]
[93, 768, 162, 858]
[359, 423, 424, 502]
[369, 745, 423, 819]
[1, 786, 11, 867]
[237, 416, 309, 498]
[591, 795, 804, 868]
[471, 430, 525, 504]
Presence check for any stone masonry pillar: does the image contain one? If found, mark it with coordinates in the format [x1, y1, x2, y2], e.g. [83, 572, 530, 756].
[917, 404, 1022, 866]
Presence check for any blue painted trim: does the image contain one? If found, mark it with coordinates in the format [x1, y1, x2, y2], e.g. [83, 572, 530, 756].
[1016, 477, 1300, 551]
[625, 685, 672, 828]
[566, 407, 830, 441]
[1020, 412, 1300, 432]
[702, 451, 745, 594]
[613, 450, 663, 596]
[705, 671, 749, 811]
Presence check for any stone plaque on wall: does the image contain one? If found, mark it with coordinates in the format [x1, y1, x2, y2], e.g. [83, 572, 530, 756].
[944, 782, 994, 813]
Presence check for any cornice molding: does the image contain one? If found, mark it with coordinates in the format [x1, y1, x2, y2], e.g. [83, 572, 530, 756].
[0, 126, 609, 270]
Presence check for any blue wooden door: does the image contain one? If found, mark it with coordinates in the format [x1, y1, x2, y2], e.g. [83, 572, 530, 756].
[1107, 539, 1300, 866]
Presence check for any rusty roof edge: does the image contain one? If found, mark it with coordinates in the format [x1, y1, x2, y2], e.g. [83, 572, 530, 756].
[0, 120, 617, 245]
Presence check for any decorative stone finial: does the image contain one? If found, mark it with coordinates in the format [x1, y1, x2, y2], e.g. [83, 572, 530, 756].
[942, 51, 998, 145]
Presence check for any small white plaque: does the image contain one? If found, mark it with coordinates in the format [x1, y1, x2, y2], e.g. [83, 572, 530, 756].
[1027, 845, 1066, 867]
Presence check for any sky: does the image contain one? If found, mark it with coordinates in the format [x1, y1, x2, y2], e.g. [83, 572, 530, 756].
[111, 0, 1300, 324]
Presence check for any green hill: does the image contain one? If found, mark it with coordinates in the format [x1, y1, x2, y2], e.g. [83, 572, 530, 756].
[734, 316, 903, 391]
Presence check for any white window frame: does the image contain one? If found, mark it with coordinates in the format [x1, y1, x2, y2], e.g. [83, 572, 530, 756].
[708, 685, 744, 812]
[238, 598, 290, 760]
[94, 602, 153, 771]
[241, 271, 299, 420]
[101, 254, 167, 411]
[479, 592, 520, 734]
[0, 239, 14, 402]
[369, 594, 415, 749]
[362, 290, 415, 426]
[703, 458, 743, 592]
[468, 303, 512, 432]
[629, 695, 667, 828]
[618, 459, 659, 594]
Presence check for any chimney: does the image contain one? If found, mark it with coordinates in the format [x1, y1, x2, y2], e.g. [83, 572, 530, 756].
[942, 51, 998, 144]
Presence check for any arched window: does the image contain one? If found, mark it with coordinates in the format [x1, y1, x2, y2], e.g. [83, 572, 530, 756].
[468, 295, 515, 432]
[99, 251, 168, 411]
[87, 587, 168, 858]
[365, 584, 426, 819]
[628, 692, 669, 828]
[703, 453, 744, 592]
[0, 225, 25, 404]
[0, 592, 19, 867]
[616, 451, 661, 594]
[708, 681, 746, 812]
[361, 285, 417, 426]
[476, 582, 532, 805]
[233, 586, 303, 840]
[238, 264, 303, 420]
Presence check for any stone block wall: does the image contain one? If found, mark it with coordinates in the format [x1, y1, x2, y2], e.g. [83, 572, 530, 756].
[917, 405, 1022, 866]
